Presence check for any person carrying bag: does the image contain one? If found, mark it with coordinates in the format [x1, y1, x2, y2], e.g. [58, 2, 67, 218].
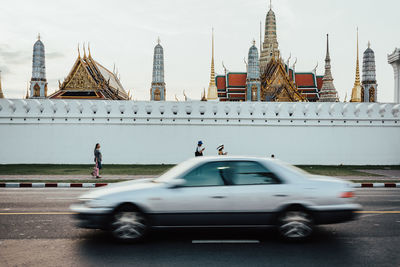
[92, 143, 102, 178]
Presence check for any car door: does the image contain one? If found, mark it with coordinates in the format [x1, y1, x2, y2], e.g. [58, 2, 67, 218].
[149, 161, 232, 226]
[224, 160, 290, 225]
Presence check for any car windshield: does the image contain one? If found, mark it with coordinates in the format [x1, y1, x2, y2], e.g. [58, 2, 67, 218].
[153, 159, 198, 183]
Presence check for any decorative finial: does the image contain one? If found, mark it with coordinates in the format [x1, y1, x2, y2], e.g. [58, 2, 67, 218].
[368, 41, 371, 48]
[157, 37, 160, 44]
[252, 39, 256, 46]
[38, 33, 41, 40]
[83, 42, 87, 58]
[77, 43, 81, 58]
[88, 43, 91, 58]
[269, 0, 272, 10]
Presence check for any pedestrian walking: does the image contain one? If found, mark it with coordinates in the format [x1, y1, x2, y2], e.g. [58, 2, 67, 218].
[195, 141, 205, 157]
[93, 143, 102, 178]
[217, 144, 227, 155]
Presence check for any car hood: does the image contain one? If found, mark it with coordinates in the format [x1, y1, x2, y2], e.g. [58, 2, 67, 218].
[80, 178, 161, 199]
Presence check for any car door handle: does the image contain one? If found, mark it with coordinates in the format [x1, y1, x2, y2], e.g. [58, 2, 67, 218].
[274, 194, 288, 197]
[210, 196, 226, 199]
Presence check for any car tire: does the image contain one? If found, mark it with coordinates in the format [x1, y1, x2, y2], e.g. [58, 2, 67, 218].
[110, 204, 148, 242]
[278, 209, 314, 241]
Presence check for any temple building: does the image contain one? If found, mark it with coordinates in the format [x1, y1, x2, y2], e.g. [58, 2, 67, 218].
[247, 41, 261, 101]
[319, 34, 339, 102]
[388, 48, 400, 103]
[150, 38, 166, 101]
[49, 45, 128, 100]
[29, 35, 48, 99]
[351, 29, 363, 103]
[216, 4, 323, 102]
[362, 42, 377, 102]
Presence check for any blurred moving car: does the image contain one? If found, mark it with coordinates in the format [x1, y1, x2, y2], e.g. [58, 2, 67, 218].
[70, 157, 361, 242]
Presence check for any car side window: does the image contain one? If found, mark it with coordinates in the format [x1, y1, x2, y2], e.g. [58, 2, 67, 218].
[230, 161, 281, 185]
[181, 162, 231, 187]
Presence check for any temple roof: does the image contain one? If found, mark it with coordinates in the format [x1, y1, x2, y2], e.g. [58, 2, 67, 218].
[295, 73, 316, 88]
[227, 73, 247, 88]
[50, 51, 128, 100]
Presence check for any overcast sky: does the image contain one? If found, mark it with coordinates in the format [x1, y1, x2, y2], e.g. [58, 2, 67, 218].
[0, 0, 399, 102]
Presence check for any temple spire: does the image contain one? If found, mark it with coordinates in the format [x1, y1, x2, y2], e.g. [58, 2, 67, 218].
[207, 28, 218, 100]
[0, 70, 4, 99]
[351, 28, 362, 102]
[319, 34, 338, 102]
[260, 2, 279, 69]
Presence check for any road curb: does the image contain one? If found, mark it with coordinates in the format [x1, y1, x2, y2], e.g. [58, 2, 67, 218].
[0, 182, 109, 188]
[0, 182, 399, 188]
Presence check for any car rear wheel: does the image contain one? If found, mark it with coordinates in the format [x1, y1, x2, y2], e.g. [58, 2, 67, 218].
[111, 205, 148, 242]
[278, 210, 313, 241]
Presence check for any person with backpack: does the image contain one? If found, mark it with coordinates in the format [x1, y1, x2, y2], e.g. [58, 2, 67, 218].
[195, 141, 205, 157]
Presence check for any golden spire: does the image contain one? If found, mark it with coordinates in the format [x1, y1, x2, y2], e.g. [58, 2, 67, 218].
[210, 27, 215, 86]
[25, 81, 29, 99]
[0, 70, 4, 99]
[37, 33, 41, 40]
[350, 27, 362, 102]
[354, 28, 361, 86]
[207, 27, 218, 100]
[77, 43, 81, 58]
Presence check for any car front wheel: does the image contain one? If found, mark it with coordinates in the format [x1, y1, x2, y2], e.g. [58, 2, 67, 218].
[110, 205, 148, 242]
[278, 210, 313, 241]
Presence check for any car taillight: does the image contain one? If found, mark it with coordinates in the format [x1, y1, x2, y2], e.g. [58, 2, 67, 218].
[340, 192, 355, 198]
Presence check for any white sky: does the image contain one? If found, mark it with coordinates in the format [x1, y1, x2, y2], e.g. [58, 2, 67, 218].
[0, 0, 399, 102]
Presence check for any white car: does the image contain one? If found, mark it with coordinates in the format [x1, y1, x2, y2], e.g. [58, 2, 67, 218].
[71, 157, 361, 241]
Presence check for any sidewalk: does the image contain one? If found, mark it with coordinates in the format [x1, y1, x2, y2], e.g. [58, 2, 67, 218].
[0, 175, 156, 181]
[0, 174, 398, 182]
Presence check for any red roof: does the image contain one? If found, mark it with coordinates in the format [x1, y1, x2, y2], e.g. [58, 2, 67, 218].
[228, 73, 247, 87]
[216, 76, 226, 90]
[295, 73, 316, 87]
[289, 69, 294, 81]
[316, 76, 324, 90]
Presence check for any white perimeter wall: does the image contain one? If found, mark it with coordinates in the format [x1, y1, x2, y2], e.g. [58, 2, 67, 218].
[0, 99, 399, 165]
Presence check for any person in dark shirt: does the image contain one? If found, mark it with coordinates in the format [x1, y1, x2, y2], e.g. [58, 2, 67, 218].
[94, 143, 102, 178]
[195, 141, 205, 157]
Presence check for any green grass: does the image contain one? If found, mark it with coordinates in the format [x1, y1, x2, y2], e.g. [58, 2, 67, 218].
[0, 164, 398, 177]
[0, 164, 174, 175]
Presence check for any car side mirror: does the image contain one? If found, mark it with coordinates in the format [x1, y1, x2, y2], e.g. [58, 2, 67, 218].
[167, 178, 186, 188]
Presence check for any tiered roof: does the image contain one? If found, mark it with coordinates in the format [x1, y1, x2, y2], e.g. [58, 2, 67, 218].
[49, 49, 128, 100]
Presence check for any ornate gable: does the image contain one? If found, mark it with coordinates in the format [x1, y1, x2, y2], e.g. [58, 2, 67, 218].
[63, 60, 99, 91]
[261, 58, 306, 102]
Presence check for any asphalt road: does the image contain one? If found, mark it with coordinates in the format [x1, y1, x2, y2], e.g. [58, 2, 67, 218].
[0, 188, 399, 267]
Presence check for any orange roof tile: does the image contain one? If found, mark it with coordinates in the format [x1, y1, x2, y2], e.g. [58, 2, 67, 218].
[228, 73, 247, 87]
[216, 76, 226, 90]
[295, 73, 316, 87]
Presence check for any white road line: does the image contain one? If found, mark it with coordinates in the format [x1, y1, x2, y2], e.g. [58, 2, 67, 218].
[192, 240, 260, 244]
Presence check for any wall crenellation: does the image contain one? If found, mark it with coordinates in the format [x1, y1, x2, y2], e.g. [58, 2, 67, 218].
[0, 99, 399, 123]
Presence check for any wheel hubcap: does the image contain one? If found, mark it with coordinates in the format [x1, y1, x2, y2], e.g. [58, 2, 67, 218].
[279, 211, 313, 239]
[112, 211, 146, 240]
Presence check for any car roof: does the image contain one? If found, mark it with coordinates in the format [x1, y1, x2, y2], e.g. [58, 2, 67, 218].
[188, 156, 273, 164]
